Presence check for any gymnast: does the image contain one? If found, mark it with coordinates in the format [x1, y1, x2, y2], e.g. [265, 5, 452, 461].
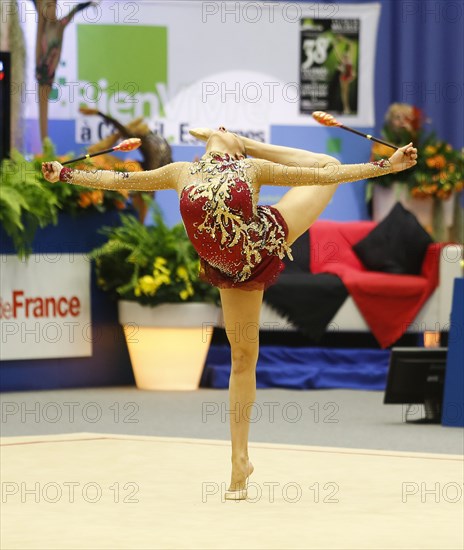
[42, 127, 417, 500]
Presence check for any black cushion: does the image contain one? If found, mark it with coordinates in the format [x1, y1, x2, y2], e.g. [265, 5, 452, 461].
[264, 273, 348, 341]
[352, 202, 433, 275]
[283, 229, 311, 273]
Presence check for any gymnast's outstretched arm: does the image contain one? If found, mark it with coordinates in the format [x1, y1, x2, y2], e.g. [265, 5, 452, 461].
[41, 161, 190, 192]
[247, 143, 417, 187]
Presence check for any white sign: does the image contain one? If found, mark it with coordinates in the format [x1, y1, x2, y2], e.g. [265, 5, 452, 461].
[0, 254, 92, 360]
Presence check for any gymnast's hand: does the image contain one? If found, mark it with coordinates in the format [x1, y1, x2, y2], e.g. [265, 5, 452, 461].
[388, 143, 418, 172]
[42, 161, 63, 183]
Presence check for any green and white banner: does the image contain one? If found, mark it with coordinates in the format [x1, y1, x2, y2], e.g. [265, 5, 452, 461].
[21, 1, 381, 145]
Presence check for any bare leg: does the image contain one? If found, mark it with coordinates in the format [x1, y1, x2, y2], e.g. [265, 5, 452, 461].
[272, 179, 339, 245]
[341, 80, 351, 114]
[220, 287, 262, 491]
[263, 152, 341, 245]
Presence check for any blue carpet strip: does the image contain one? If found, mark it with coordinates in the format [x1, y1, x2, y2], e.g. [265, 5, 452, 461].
[201, 346, 390, 390]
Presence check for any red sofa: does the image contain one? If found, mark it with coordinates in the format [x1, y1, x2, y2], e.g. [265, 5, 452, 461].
[308, 221, 444, 347]
[259, 219, 463, 348]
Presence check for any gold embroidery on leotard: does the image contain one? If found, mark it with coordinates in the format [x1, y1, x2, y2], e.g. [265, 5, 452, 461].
[186, 152, 292, 283]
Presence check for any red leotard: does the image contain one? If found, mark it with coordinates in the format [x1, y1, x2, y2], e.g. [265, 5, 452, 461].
[340, 63, 353, 82]
[180, 152, 293, 290]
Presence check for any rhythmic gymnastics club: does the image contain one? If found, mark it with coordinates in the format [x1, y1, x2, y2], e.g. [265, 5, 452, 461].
[312, 111, 399, 151]
[61, 138, 142, 165]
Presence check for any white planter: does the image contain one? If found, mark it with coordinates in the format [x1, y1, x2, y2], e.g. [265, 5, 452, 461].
[373, 185, 461, 241]
[118, 301, 221, 391]
[372, 183, 434, 231]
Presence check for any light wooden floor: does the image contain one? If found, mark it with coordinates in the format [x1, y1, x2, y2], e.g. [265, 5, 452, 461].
[1, 433, 462, 549]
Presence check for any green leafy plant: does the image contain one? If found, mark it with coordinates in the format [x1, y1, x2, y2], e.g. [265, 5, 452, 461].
[90, 201, 219, 306]
[1, 138, 138, 257]
[0, 149, 59, 257]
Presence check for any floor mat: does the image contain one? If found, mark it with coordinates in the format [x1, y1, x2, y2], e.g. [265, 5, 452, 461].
[1, 433, 462, 549]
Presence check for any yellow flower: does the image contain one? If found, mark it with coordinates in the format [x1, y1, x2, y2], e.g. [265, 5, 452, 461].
[154, 273, 171, 286]
[153, 257, 170, 276]
[138, 275, 159, 296]
[176, 266, 189, 280]
[179, 289, 189, 300]
[154, 257, 167, 268]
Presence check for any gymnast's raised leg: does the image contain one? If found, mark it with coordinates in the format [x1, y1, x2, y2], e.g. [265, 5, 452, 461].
[272, 173, 339, 245]
[239, 137, 341, 244]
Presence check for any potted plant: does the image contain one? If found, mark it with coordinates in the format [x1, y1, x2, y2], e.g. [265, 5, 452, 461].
[0, 148, 59, 257]
[368, 103, 463, 241]
[90, 202, 220, 390]
[36, 138, 138, 216]
[0, 138, 136, 257]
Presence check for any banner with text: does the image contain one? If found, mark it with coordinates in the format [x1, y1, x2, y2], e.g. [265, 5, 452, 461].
[20, 1, 381, 147]
[0, 254, 92, 360]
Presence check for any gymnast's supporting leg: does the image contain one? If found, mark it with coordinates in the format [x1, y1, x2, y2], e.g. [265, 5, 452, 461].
[220, 287, 262, 491]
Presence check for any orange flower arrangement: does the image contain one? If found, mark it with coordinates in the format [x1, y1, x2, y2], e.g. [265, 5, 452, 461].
[371, 104, 463, 200]
[35, 139, 144, 214]
[78, 190, 104, 208]
[77, 192, 92, 208]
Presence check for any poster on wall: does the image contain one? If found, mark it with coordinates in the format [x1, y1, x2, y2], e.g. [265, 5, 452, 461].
[300, 18, 359, 116]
